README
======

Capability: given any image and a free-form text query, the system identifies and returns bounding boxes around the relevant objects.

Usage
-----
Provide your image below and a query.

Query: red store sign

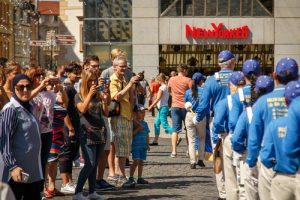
[186,23,250,39]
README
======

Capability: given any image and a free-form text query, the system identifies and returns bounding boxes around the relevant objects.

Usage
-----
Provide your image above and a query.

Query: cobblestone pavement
[54,112,218,200]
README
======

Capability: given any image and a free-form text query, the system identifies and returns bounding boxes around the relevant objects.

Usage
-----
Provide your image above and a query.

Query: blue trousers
[75,133,105,194]
[154,106,173,136]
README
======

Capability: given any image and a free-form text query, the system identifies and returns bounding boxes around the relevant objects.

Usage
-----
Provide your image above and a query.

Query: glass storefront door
[159,44,274,76]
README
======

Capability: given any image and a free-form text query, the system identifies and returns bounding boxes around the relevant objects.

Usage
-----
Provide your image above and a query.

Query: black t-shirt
[65,85,80,127]
[74,94,105,130]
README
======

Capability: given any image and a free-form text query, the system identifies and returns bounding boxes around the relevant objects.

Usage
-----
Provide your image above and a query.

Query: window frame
[160,0,273,18]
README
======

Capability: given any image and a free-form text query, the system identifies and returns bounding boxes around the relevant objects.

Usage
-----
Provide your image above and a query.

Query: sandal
[44,188,54,198]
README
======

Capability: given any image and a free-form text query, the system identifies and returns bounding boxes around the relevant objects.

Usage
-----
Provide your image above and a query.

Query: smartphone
[98,78,110,92]
[21,172,29,183]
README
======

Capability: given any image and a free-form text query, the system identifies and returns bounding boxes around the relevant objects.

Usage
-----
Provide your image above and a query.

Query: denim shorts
[171,107,187,133]
[132,148,147,160]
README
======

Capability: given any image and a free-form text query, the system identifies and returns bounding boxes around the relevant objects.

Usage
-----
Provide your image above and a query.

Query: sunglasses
[90,64,99,68]
[15,84,32,91]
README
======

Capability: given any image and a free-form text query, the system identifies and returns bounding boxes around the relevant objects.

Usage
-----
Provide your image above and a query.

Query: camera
[98,77,110,92]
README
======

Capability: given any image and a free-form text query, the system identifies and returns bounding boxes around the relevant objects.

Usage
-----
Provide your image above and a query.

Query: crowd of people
[0,48,299,200]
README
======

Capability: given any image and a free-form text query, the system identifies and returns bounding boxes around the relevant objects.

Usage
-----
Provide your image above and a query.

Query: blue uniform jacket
[228,84,251,133]
[246,86,287,167]
[195,69,232,121]
[260,117,299,174]
[212,98,229,144]
[285,96,300,162]
[184,87,207,113]
[231,111,249,154]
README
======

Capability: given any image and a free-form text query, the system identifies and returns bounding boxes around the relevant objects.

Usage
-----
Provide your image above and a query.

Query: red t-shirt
[151,82,161,94]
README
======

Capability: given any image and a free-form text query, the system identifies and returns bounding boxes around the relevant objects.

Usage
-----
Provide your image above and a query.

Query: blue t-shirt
[132,120,150,149]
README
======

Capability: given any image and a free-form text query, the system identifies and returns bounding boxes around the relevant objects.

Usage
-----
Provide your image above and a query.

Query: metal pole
[50,43,53,70]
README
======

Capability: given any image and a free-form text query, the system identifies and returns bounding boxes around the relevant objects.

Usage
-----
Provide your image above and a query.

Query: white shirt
[157,84,169,109]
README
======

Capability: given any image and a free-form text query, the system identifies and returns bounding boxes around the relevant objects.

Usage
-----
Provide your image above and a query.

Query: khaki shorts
[103,117,111,151]
[110,116,133,157]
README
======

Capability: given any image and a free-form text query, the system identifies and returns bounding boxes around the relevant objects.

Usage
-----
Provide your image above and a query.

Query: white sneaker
[61,182,76,194]
[88,192,104,200]
[73,192,86,200]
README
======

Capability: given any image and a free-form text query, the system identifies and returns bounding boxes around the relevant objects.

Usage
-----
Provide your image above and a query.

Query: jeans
[171,107,187,133]
[75,133,105,194]
[154,106,173,135]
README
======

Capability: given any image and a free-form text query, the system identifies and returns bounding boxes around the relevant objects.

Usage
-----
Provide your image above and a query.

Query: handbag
[213,138,223,174]
[108,100,121,117]
[83,125,106,145]
[108,81,123,117]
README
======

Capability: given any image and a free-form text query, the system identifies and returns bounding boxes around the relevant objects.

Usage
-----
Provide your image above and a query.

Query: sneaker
[95,179,115,191]
[176,137,182,146]
[61,183,76,194]
[88,192,104,200]
[122,177,136,188]
[73,192,86,200]
[149,141,158,146]
[107,175,118,182]
[118,175,128,186]
[137,178,149,184]
[73,159,84,168]
[197,160,206,167]
[190,163,196,169]
[170,152,177,158]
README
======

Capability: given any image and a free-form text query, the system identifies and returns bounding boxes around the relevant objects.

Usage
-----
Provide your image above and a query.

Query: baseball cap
[276,57,298,79]
[229,71,245,86]
[284,80,300,104]
[218,50,235,63]
[242,59,261,78]
[255,75,274,94]
[134,104,146,112]
[192,72,206,83]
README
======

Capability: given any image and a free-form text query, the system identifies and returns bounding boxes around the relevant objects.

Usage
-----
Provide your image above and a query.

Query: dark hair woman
[0,74,43,199]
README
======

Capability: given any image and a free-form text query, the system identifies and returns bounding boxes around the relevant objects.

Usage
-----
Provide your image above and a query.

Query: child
[125,104,150,187]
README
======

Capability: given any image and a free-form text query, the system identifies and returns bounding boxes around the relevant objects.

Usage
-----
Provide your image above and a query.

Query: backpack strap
[238,88,245,102]
[227,95,233,111]
[215,72,220,82]
[246,107,253,123]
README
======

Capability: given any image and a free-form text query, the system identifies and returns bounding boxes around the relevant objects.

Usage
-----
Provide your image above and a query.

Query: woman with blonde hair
[148,73,173,145]
[3,61,22,98]
[73,70,110,200]
[0,68,9,110]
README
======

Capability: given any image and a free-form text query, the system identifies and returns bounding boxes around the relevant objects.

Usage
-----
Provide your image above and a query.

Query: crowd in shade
[0,48,299,200]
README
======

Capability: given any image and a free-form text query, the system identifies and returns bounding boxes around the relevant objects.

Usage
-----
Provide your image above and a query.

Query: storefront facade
[84,0,300,79]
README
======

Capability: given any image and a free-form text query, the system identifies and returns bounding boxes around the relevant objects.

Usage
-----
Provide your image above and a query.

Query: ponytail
[191,81,198,99]
[249,73,258,106]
